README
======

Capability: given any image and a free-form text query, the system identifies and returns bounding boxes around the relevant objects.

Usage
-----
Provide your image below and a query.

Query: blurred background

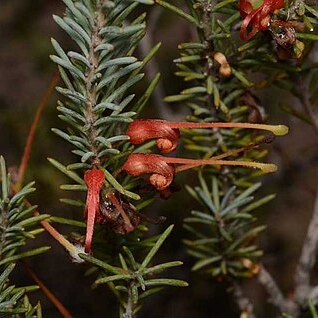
[1,0,318,317]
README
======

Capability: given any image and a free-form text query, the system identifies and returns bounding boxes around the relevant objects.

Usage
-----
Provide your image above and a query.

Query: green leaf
[143,261,183,275]
[156,0,200,27]
[0,156,8,201]
[48,158,85,185]
[102,169,140,200]
[0,247,51,266]
[192,256,222,271]
[139,225,174,271]
[50,216,86,228]
[95,274,131,285]
[79,254,124,275]
[144,279,188,287]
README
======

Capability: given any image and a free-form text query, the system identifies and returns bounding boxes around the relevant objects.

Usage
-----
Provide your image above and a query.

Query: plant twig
[295,191,318,306]
[12,182,84,263]
[258,264,298,315]
[124,282,135,318]
[233,282,256,318]
[83,1,106,167]
[17,70,59,191]
[22,261,73,318]
[298,80,318,136]
[308,286,318,306]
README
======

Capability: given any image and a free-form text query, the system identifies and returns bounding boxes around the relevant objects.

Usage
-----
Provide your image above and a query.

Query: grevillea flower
[83,169,105,253]
[122,154,176,190]
[122,153,277,191]
[126,120,180,153]
[84,170,138,252]
[240,0,285,40]
[126,119,288,153]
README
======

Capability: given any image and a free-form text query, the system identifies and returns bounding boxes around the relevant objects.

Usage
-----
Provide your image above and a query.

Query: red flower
[240,0,285,40]
[126,120,180,153]
[126,119,288,153]
[122,153,277,191]
[83,169,105,253]
[122,154,176,190]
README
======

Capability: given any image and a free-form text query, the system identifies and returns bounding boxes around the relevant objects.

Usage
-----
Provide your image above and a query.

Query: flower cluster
[83,119,288,252]
[123,119,288,190]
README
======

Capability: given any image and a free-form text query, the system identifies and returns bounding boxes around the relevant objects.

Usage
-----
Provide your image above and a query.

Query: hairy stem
[124,282,135,318]
[85,1,106,166]
[258,264,298,315]
[295,191,318,306]
[233,282,256,318]
[299,81,318,136]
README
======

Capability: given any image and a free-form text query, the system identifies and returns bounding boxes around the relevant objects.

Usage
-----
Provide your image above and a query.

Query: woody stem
[124,282,135,318]
[39,216,80,256]
[84,1,107,166]
[23,261,73,318]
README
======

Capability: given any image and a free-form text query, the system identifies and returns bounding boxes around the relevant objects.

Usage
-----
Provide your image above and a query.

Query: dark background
[1,1,318,317]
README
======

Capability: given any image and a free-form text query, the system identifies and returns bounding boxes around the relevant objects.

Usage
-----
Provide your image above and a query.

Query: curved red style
[240,0,285,40]
[84,169,105,253]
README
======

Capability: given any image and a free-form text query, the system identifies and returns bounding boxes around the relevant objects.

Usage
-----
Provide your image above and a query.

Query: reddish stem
[23,262,73,318]
[17,70,59,191]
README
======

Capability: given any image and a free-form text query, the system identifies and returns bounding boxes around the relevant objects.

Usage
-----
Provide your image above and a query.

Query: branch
[258,265,299,315]
[308,286,318,306]
[233,282,256,318]
[123,282,135,318]
[23,262,73,318]
[299,84,318,136]
[295,191,318,306]
[84,2,106,166]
